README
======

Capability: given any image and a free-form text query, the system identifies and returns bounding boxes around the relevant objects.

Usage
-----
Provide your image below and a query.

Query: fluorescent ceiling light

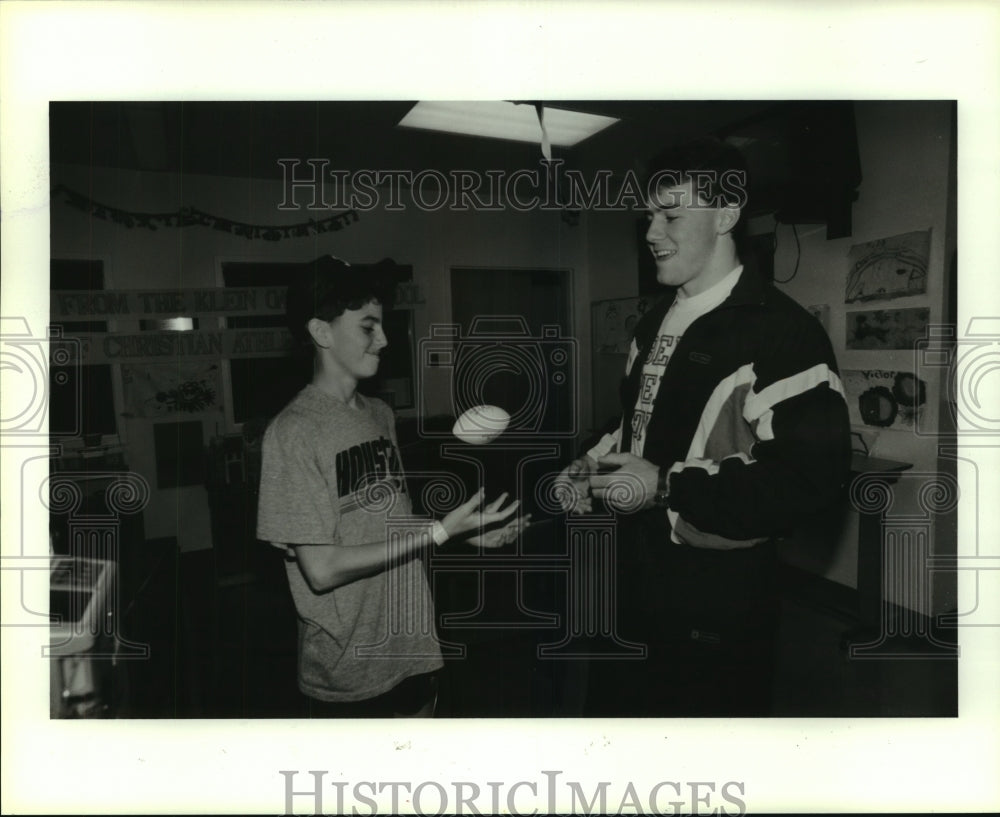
[397,101,618,148]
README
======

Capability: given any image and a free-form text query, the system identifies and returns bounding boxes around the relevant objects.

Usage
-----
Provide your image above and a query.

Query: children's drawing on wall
[845,306,931,350]
[122,361,223,418]
[842,369,927,429]
[597,302,623,353]
[845,229,930,303]
[593,296,651,354]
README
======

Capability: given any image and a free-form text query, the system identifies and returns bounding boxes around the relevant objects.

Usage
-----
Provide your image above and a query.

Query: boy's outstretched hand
[464,511,533,548]
[440,488,523,542]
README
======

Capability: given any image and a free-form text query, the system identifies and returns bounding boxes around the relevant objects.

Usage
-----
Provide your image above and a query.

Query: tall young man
[559,139,852,716]
[258,256,523,717]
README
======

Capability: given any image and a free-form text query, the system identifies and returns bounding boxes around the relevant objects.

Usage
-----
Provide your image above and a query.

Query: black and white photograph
[42,97,960,722]
[2,3,999,815]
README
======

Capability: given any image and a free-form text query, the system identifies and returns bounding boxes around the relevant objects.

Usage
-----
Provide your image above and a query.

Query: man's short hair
[286,255,399,347]
[644,136,751,243]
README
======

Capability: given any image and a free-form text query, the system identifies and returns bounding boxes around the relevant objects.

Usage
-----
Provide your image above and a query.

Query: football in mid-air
[452,405,511,445]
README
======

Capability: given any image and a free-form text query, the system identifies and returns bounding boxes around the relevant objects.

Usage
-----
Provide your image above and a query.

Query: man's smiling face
[645,179,730,297]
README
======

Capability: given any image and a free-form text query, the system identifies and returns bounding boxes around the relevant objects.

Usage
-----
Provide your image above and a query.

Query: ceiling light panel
[397,101,618,147]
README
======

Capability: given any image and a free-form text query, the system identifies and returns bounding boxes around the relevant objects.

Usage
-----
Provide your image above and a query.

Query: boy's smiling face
[315,299,388,384]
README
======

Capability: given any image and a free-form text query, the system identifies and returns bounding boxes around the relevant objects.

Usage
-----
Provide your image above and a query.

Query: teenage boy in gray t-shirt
[257,255,523,717]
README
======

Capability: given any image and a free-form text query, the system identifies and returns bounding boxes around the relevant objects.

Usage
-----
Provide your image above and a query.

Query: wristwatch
[653,467,671,508]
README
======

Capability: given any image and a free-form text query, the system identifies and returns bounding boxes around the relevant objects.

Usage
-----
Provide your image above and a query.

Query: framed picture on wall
[845,229,931,303]
[592,296,653,356]
[845,306,930,350]
[590,296,654,434]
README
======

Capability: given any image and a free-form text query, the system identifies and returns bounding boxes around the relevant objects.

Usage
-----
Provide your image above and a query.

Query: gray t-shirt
[257,384,443,701]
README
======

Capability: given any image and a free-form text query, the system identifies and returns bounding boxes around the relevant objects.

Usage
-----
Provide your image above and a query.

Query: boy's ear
[306,317,330,348]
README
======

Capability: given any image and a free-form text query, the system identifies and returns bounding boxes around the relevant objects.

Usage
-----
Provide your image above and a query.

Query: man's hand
[554,455,597,515]
[589,453,659,513]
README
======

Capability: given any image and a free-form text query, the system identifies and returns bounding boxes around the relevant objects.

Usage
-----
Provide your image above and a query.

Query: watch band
[431,520,450,545]
[654,467,670,507]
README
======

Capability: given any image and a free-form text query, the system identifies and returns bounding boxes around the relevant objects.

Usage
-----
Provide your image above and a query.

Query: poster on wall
[845,306,931,350]
[592,296,654,355]
[121,361,224,418]
[845,229,930,303]
[841,368,928,429]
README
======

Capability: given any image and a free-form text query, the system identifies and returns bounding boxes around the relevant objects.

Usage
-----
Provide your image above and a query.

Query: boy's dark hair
[286,255,399,348]
[644,136,750,247]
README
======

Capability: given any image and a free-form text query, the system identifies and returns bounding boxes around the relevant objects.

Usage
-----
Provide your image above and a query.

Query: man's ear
[717,204,741,236]
[306,317,330,348]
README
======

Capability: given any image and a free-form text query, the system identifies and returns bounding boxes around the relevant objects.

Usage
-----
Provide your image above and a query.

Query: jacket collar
[634,265,769,351]
[725,263,770,308]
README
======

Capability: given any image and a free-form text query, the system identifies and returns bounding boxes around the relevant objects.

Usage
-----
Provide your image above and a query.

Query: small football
[452,405,511,445]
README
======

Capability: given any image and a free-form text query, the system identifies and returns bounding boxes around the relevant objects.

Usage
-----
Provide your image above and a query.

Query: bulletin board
[839,228,936,435]
[590,295,655,433]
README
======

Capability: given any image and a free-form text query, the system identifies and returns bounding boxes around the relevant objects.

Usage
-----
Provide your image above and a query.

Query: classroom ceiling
[49,100,781,182]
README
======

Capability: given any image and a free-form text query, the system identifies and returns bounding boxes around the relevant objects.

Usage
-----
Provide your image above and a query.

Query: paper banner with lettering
[50,328,296,365]
[52,184,360,241]
[51,284,423,319]
[52,288,287,318]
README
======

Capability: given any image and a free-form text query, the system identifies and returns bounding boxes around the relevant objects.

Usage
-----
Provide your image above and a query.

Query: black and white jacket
[618,267,852,550]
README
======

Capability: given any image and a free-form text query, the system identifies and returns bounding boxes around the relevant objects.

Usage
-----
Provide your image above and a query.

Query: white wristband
[431,520,449,546]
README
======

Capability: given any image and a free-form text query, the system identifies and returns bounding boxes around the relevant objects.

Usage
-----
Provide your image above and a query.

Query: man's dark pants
[584,513,780,717]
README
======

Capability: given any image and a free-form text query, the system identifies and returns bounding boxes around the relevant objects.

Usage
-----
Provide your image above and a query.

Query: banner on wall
[52,184,360,241]
[54,288,288,318]
[51,328,296,365]
[51,284,424,320]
